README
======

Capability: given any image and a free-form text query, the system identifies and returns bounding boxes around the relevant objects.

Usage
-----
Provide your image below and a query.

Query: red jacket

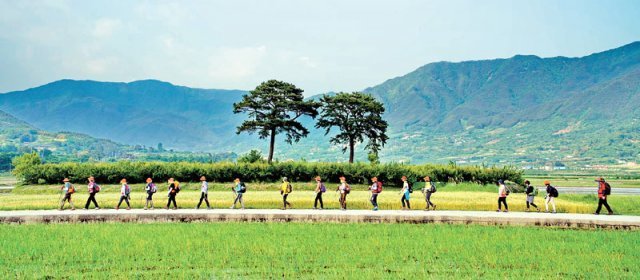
[597,182,607,199]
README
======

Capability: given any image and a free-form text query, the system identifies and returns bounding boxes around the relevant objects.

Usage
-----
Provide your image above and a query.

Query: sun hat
[146,178,153,183]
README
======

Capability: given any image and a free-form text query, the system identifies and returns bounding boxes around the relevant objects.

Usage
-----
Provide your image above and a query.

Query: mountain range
[1,41,639,166]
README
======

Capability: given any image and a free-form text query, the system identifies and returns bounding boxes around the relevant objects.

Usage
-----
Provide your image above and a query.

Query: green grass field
[527,175,640,188]
[2,182,639,215]
[0,223,637,279]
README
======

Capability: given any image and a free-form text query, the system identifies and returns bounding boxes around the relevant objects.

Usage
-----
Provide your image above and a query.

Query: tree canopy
[233,80,319,163]
[316,92,388,163]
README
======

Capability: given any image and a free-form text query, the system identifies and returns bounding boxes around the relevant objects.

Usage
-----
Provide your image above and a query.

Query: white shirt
[201,181,208,193]
[401,181,409,194]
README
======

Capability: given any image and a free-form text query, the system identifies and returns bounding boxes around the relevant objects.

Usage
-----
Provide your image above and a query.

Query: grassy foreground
[2,183,639,215]
[0,223,637,279]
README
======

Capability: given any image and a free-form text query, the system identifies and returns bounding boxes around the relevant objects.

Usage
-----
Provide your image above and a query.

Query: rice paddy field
[2,182,639,215]
[0,222,637,279]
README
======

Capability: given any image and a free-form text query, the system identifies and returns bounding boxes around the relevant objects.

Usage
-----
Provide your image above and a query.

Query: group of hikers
[496,177,614,215]
[57,175,614,215]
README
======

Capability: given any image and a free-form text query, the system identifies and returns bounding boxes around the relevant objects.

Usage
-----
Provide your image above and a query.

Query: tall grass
[0,223,637,279]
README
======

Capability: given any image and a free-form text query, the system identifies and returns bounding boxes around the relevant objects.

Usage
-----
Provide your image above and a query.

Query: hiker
[313,176,325,210]
[422,176,437,211]
[524,180,540,212]
[165,178,180,210]
[144,178,157,210]
[196,176,210,209]
[59,178,75,210]
[594,177,614,215]
[544,180,557,213]
[280,177,293,210]
[83,176,100,210]
[400,176,411,210]
[230,178,246,209]
[368,176,382,211]
[497,180,508,212]
[116,178,131,210]
[336,176,350,210]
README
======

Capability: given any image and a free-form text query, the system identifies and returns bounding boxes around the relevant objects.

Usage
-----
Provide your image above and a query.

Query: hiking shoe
[594,212,599,215]
[207,207,211,210]
[608,212,614,215]
[150,207,154,210]
[83,208,88,210]
[126,207,131,210]
[536,208,540,212]
[313,207,317,210]
[433,205,437,210]
[172,207,177,210]
[496,210,501,212]
[373,207,378,211]
[504,210,509,213]
[164,207,169,210]
[144,207,148,210]
[95,207,100,210]
[115,207,119,210]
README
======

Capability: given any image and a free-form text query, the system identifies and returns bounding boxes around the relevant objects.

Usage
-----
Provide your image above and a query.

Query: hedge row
[14,160,523,186]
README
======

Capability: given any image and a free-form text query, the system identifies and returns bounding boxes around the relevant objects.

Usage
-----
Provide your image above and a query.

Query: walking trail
[0,209,638,229]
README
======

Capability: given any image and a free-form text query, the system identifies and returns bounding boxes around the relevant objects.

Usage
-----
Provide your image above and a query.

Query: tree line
[233,80,388,164]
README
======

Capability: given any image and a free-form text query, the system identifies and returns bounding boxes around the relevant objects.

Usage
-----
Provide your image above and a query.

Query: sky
[1,0,639,95]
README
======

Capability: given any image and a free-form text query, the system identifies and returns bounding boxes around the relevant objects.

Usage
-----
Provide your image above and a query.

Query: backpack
[549,186,559,198]
[68,185,75,194]
[532,186,538,196]
[93,184,101,193]
[604,183,612,196]
[408,182,414,193]
[376,181,383,193]
[149,183,157,193]
[429,182,437,193]
[345,184,351,194]
[320,183,326,193]
[174,182,181,194]
[286,183,293,193]
[124,184,131,196]
[239,182,247,193]
[504,185,510,196]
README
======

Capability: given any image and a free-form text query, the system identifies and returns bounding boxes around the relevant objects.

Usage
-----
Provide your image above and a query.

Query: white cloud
[208,46,268,81]
[92,18,122,39]
[299,56,318,68]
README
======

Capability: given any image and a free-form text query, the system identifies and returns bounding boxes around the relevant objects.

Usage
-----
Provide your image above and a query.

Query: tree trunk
[348,138,355,164]
[268,128,276,164]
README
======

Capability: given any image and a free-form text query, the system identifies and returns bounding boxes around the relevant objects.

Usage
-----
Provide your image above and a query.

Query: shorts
[526,195,535,203]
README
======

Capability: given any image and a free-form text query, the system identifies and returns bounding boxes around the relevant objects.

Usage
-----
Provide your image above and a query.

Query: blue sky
[1,0,639,95]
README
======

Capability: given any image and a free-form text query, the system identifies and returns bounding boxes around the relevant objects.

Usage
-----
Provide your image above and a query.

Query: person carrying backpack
[196,176,210,210]
[544,180,557,213]
[144,177,157,210]
[59,178,76,211]
[594,177,614,215]
[280,177,293,210]
[115,178,131,210]
[336,176,350,210]
[524,180,539,212]
[422,176,437,211]
[83,176,100,210]
[165,178,179,210]
[230,178,245,210]
[400,176,411,210]
[368,176,382,211]
[496,180,508,212]
[313,176,325,210]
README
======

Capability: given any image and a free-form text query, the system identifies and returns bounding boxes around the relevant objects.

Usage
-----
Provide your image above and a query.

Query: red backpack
[376,181,383,193]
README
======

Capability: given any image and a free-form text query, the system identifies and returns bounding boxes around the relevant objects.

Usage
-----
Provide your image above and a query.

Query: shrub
[14,156,523,186]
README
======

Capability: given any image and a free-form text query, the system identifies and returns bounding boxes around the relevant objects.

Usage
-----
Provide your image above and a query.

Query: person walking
[280,177,293,210]
[524,180,540,212]
[496,180,508,212]
[336,176,350,210]
[544,180,557,213]
[116,178,131,210]
[196,176,211,210]
[165,178,180,210]
[144,178,157,210]
[594,177,614,215]
[83,176,100,210]
[400,176,411,210]
[59,178,76,210]
[230,178,246,210]
[313,176,325,210]
[422,176,437,211]
[368,177,382,211]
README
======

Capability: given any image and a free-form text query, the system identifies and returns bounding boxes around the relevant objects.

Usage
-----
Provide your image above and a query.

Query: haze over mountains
[1,42,639,166]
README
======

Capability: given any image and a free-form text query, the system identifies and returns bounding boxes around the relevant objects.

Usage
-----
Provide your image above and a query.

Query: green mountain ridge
[1,42,640,166]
